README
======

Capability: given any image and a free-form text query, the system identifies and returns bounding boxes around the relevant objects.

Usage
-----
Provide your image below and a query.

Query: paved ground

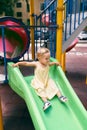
[0,42,87,130]
[66,43,87,109]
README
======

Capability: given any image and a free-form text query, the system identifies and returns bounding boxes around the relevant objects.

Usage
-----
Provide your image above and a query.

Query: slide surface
[7,58,87,130]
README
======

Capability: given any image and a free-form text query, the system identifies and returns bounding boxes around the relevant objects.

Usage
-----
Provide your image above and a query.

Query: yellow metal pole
[61,3,66,71]
[56,0,64,63]
[0,97,3,130]
[29,0,35,59]
[86,76,87,85]
[61,52,66,72]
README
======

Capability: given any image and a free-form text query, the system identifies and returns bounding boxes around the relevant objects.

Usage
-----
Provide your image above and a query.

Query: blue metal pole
[2,26,8,83]
[82,0,85,19]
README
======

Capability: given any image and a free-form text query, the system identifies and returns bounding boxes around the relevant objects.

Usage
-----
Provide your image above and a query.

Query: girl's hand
[55,62,61,66]
[12,63,19,67]
[49,62,61,66]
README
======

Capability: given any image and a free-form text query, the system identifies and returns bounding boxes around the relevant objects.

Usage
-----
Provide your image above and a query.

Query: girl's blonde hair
[37,47,50,59]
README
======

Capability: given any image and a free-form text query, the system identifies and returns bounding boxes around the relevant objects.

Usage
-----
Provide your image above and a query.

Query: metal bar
[30,0,35,59]
[2,27,8,83]
[0,97,3,130]
[56,0,63,63]
[82,0,85,19]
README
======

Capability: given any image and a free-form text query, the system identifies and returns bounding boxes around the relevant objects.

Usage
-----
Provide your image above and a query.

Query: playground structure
[0,17,29,61]
[0,0,87,130]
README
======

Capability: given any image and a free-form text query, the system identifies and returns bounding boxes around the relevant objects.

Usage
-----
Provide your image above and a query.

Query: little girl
[13,47,68,110]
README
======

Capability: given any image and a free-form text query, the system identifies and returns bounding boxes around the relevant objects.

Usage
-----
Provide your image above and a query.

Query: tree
[0,0,18,16]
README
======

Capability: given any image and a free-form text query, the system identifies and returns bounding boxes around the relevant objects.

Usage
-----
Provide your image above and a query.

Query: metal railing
[35,0,87,52]
[64,0,87,41]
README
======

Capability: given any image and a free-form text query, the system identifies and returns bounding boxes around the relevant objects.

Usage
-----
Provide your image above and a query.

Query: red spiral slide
[0,16,29,61]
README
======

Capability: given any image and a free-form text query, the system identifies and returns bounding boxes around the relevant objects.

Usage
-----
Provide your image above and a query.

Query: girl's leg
[56,90,62,98]
[41,97,51,110]
[41,97,48,103]
[56,90,68,102]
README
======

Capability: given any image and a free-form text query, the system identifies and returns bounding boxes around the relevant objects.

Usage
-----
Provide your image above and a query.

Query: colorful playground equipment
[36,0,87,69]
[0,16,30,83]
[0,0,87,129]
[7,58,87,130]
[0,16,29,61]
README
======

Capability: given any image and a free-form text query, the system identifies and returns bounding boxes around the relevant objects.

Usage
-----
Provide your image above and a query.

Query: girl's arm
[12,61,37,67]
[49,61,60,66]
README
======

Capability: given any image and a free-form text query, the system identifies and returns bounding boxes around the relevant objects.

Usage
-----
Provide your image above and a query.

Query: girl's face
[39,52,50,66]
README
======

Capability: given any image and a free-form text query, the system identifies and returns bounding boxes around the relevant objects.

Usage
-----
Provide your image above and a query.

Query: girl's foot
[43,101,51,110]
[59,96,68,102]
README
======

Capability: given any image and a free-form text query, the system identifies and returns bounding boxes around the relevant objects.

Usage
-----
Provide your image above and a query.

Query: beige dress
[31,65,59,100]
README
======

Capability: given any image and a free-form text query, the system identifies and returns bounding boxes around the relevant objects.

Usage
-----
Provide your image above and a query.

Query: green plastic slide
[7,58,87,130]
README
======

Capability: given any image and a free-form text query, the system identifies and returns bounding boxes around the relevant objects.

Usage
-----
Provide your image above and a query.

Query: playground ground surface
[0,41,87,130]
